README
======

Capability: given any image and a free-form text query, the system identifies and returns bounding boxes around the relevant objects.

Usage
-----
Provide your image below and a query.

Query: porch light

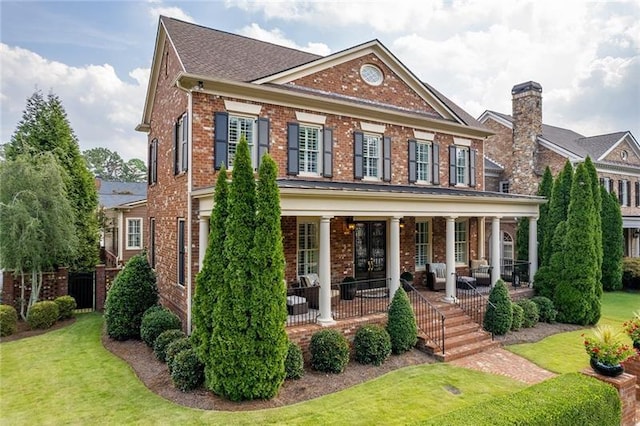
[399,218,405,229]
[346,217,356,232]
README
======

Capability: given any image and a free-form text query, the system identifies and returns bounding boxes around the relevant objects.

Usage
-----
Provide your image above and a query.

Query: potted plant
[582,325,635,377]
[340,276,357,300]
[623,311,640,352]
[400,271,414,292]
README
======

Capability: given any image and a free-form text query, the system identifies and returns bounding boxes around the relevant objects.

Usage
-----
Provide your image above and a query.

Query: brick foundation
[582,367,637,426]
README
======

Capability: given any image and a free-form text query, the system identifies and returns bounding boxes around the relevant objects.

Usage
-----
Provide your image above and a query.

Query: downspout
[117,209,124,265]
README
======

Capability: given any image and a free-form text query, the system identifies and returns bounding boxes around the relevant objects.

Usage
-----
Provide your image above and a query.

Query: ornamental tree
[601,188,623,291]
[536,167,553,267]
[584,156,603,293]
[543,161,573,267]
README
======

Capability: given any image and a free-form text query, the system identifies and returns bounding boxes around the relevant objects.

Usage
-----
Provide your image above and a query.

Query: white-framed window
[177,219,186,287]
[126,218,142,250]
[360,64,384,86]
[228,114,256,168]
[415,220,431,270]
[416,141,431,183]
[455,146,469,185]
[601,177,611,192]
[175,113,188,174]
[299,124,322,175]
[620,179,630,206]
[297,221,319,277]
[363,134,382,179]
[499,180,510,193]
[454,220,468,264]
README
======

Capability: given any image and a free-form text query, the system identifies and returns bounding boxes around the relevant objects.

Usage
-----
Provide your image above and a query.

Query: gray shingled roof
[484,156,504,172]
[161,16,320,82]
[422,81,485,128]
[575,132,628,159]
[98,180,147,209]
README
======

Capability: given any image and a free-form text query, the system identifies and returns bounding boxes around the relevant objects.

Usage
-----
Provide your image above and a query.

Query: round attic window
[621,150,628,161]
[360,64,383,86]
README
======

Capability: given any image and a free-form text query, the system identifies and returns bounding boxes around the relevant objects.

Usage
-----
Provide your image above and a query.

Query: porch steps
[416,303,499,362]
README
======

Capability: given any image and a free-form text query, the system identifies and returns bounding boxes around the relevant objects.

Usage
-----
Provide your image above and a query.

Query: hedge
[27,301,59,330]
[419,373,620,425]
[0,305,18,337]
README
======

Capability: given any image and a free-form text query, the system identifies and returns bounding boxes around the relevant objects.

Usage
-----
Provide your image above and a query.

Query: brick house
[136,16,543,332]
[479,81,640,260]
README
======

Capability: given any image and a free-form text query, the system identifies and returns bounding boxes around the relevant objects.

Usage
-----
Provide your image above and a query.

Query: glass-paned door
[354,221,386,289]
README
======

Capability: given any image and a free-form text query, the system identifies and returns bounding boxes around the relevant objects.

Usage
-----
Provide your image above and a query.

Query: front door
[354,221,386,288]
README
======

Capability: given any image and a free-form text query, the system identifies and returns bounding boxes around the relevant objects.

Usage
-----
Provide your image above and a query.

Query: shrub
[309,329,349,374]
[140,306,182,347]
[516,299,539,328]
[166,337,193,373]
[511,303,524,332]
[284,341,304,380]
[622,257,640,290]
[531,296,557,323]
[386,288,418,354]
[354,325,392,366]
[54,295,76,320]
[483,280,512,335]
[533,266,555,299]
[104,253,158,341]
[170,347,204,392]
[154,329,186,362]
[0,305,18,337]
[27,301,59,330]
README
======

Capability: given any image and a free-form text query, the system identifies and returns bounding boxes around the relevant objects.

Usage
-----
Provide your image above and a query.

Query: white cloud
[148,5,195,23]
[0,44,149,161]
[237,23,331,56]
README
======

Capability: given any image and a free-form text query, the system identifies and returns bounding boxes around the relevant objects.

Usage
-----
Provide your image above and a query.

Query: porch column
[389,217,401,296]
[528,217,538,285]
[478,217,486,260]
[491,217,501,287]
[318,216,335,325]
[198,215,209,271]
[444,216,457,303]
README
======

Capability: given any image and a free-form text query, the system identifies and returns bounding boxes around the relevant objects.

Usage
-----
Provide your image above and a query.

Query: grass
[1,313,524,425]
[506,291,639,374]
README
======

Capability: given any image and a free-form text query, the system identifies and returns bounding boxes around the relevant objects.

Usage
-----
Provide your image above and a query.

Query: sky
[1,0,639,161]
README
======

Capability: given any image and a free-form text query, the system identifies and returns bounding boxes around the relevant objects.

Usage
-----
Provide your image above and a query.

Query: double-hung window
[299,125,322,175]
[456,146,469,185]
[449,143,476,187]
[148,138,158,185]
[297,221,319,277]
[454,220,468,264]
[619,179,630,206]
[174,113,188,174]
[126,218,142,250]
[228,115,256,168]
[416,142,431,183]
[363,134,382,179]
[415,220,431,270]
[177,219,186,286]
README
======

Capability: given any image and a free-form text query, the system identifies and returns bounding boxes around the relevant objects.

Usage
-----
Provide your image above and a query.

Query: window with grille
[299,125,321,174]
[416,142,431,182]
[455,220,467,264]
[126,218,142,250]
[415,221,431,269]
[297,222,319,277]
[228,115,255,168]
[363,134,381,178]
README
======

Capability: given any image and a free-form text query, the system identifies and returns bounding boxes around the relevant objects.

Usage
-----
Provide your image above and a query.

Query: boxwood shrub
[166,337,193,373]
[27,301,59,330]
[420,373,620,426]
[309,329,350,374]
[516,298,540,328]
[140,306,182,347]
[284,340,304,380]
[0,304,18,337]
[511,303,524,332]
[170,347,204,392]
[54,295,76,320]
[483,280,512,335]
[154,329,186,362]
[531,296,557,323]
[386,287,418,354]
[354,325,392,366]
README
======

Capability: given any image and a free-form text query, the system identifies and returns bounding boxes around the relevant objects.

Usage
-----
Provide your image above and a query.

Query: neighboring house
[136,16,543,331]
[479,81,640,260]
[96,178,147,267]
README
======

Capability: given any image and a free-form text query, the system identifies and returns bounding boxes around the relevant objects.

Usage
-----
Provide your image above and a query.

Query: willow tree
[0,154,77,319]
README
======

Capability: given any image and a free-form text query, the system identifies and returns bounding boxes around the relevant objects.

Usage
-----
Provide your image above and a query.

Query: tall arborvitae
[246,154,288,399]
[543,161,573,266]
[584,156,603,295]
[553,164,600,325]
[516,217,529,263]
[537,167,553,267]
[192,166,228,388]
[601,188,624,291]
[210,137,256,401]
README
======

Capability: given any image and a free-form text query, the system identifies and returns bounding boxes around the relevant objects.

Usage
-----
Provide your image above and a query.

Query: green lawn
[1,313,524,425]
[506,291,639,374]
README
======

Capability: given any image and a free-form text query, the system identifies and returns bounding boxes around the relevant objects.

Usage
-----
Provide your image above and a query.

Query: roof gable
[98,180,147,209]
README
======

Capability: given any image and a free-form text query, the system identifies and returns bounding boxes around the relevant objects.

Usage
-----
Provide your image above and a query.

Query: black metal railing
[334,277,391,320]
[499,259,530,286]
[404,279,446,355]
[455,276,495,341]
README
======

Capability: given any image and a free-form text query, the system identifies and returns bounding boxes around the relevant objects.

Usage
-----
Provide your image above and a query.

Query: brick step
[437,339,501,362]
[445,322,482,338]
[443,330,492,349]
[417,314,472,330]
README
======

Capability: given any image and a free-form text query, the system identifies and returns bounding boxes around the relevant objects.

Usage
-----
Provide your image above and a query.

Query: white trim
[295,111,326,125]
[360,122,386,133]
[125,217,143,250]
[414,130,435,140]
[224,100,262,115]
[453,137,471,147]
[477,111,513,129]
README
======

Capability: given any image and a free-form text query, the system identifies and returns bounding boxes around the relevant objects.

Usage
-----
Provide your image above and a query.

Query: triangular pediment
[600,133,640,165]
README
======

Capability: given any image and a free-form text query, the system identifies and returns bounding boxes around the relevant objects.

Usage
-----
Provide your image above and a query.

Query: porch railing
[499,259,530,286]
[455,275,495,341]
[333,277,391,320]
[404,279,446,355]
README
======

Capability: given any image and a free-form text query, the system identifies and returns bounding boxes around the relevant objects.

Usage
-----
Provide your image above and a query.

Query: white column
[528,217,538,285]
[478,217,486,260]
[491,217,501,287]
[198,216,209,272]
[444,216,457,303]
[389,217,401,297]
[317,216,335,325]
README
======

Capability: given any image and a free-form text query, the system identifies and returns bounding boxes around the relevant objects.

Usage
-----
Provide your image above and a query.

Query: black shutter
[257,117,270,168]
[149,218,156,269]
[173,121,179,175]
[323,127,333,178]
[469,148,477,187]
[619,180,623,204]
[147,140,153,184]
[408,139,417,183]
[627,180,632,206]
[287,122,299,176]
[599,177,604,187]
[354,132,364,180]
[383,136,391,182]
[432,143,440,185]
[609,179,614,193]
[178,220,185,286]
[449,145,456,186]
[181,114,188,172]
[151,139,157,184]
[636,182,640,207]
[214,112,228,170]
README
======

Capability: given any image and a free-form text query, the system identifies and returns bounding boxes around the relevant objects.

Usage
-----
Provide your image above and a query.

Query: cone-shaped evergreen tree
[543,161,573,266]
[192,166,228,388]
[210,137,256,401]
[584,157,603,295]
[553,164,600,325]
[483,280,513,335]
[516,217,529,263]
[386,288,418,354]
[601,188,624,291]
[537,167,553,267]
[245,154,288,399]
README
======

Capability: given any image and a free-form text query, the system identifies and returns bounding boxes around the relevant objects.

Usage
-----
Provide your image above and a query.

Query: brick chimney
[511,81,542,195]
